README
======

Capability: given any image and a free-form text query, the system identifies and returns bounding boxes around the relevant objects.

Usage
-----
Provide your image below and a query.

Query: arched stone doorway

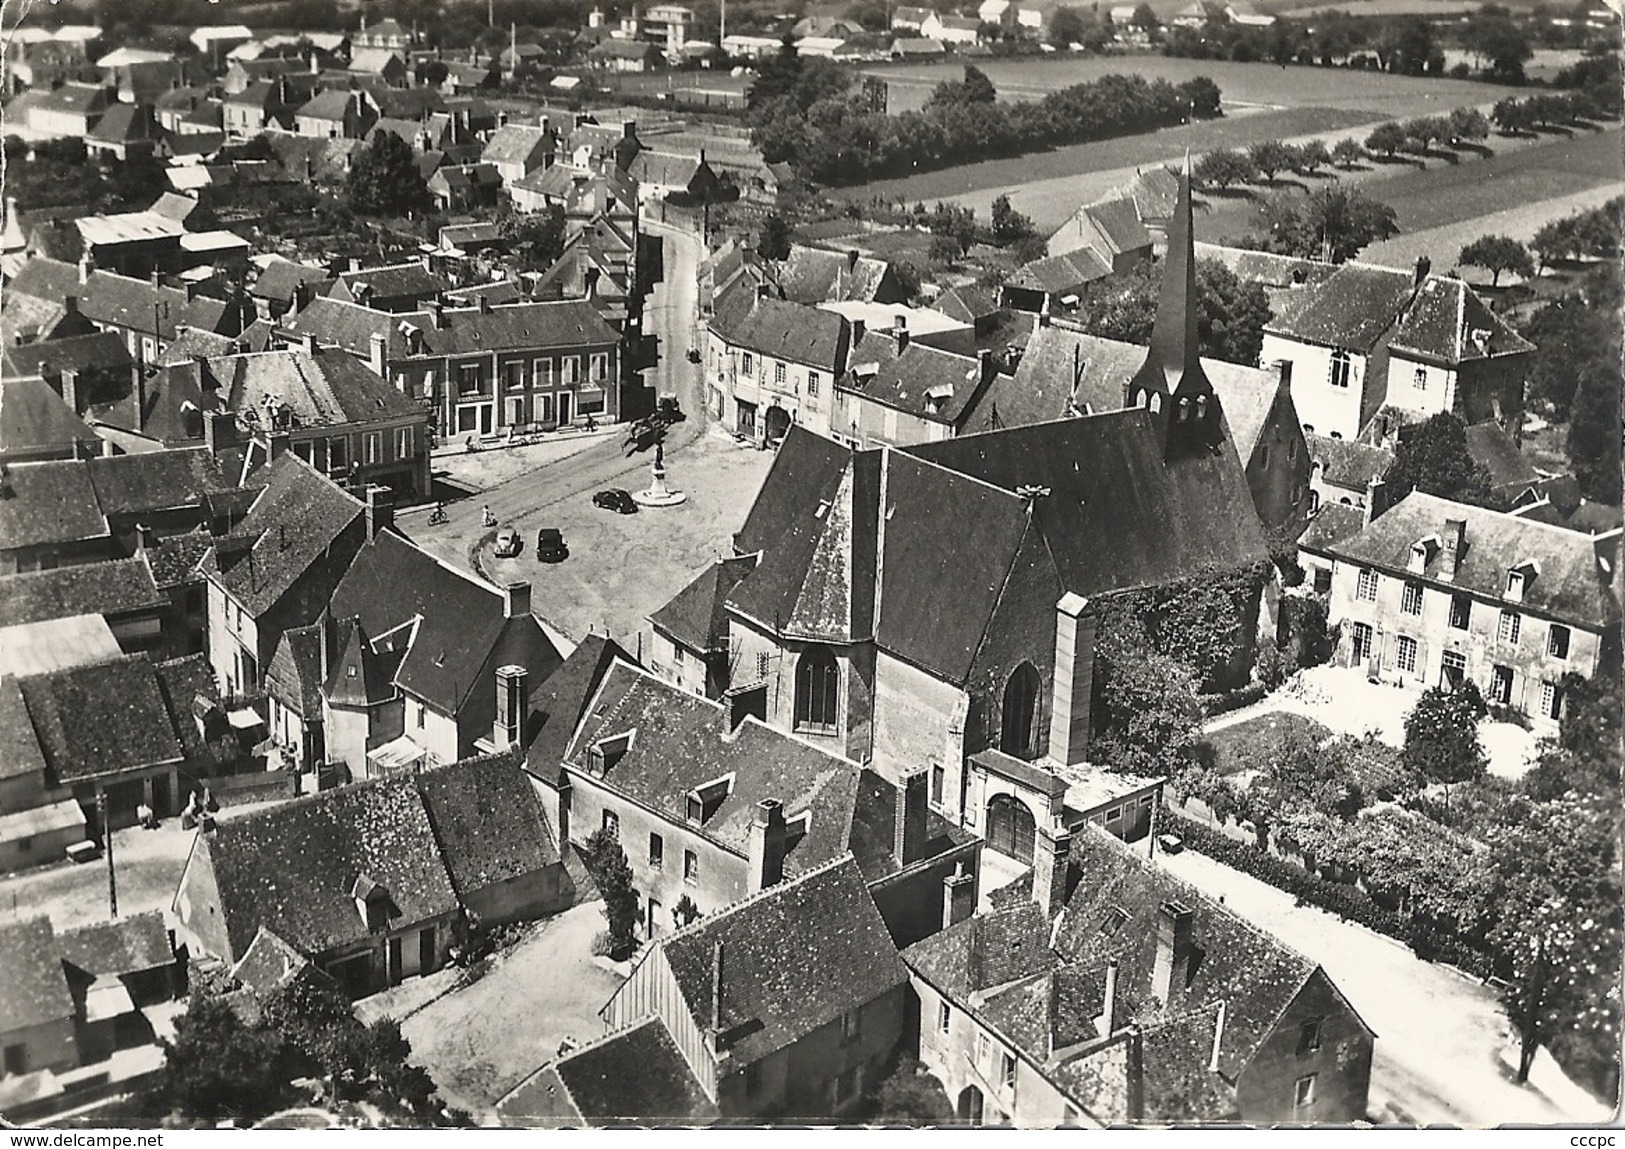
[957,1085,984,1125]
[764,404,791,442]
[986,793,1037,865]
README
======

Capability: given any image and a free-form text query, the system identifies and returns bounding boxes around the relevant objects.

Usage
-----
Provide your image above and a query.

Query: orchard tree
[1255,182,1399,263]
[345,131,430,216]
[1131,2,1160,32]
[1401,682,1489,795]
[1330,138,1366,168]
[1458,234,1534,286]
[1446,105,1490,144]
[1247,139,1298,183]
[1382,411,1493,504]
[1364,121,1407,158]
[1193,147,1257,191]
[990,193,1037,245]
[582,827,640,958]
[1492,96,1534,134]
[1294,139,1332,175]
[1566,364,1624,504]
[1520,296,1614,418]
[1179,75,1222,118]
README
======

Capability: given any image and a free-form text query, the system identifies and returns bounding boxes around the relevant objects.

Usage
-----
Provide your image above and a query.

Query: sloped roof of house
[203,452,365,618]
[521,634,632,775]
[0,557,163,628]
[264,622,326,717]
[498,1015,717,1125]
[198,771,458,957]
[333,261,448,303]
[0,457,109,551]
[416,750,561,903]
[203,348,422,428]
[297,88,370,121]
[935,284,1002,326]
[1264,263,1416,351]
[5,259,245,341]
[846,767,977,884]
[843,330,996,427]
[57,911,171,978]
[285,297,619,361]
[2,332,132,383]
[17,655,185,784]
[34,81,108,114]
[1307,432,1392,491]
[333,531,561,707]
[250,258,332,305]
[778,244,893,305]
[1194,241,1336,291]
[710,296,850,373]
[648,554,759,653]
[1328,490,1620,627]
[589,38,660,59]
[657,856,907,1066]
[733,425,852,555]
[0,675,48,782]
[566,663,860,877]
[481,124,554,167]
[1388,275,1535,366]
[348,46,403,73]
[87,446,233,519]
[1006,245,1112,294]
[0,376,100,456]
[0,917,74,1032]
[1464,420,1540,490]
[86,102,160,145]
[1082,196,1153,255]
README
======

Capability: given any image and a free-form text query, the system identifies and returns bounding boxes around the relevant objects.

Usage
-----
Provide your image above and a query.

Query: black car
[536,528,569,562]
[593,489,638,514]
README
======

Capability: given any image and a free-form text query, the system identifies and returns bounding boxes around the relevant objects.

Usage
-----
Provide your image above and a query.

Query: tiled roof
[230,926,321,997]
[733,423,851,555]
[1194,242,1336,291]
[1299,502,1371,555]
[250,258,332,304]
[0,676,48,782]
[141,531,211,593]
[417,750,561,906]
[0,917,73,1032]
[1208,362,1283,462]
[1007,245,1113,294]
[86,102,159,144]
[328,531,564,717]
[508,1016,717,1124]
[1264,263,1415,351]
[566,664,860,878]
[846,767,977,884]
[844,331,996,427]
[332,261,448,304]
[0,376,100,456]
[285,297,620,361]
[204,452,365,618]
[1464,421,1539,490]
[1325,490,1620,629]
[5,259,248,341]
[1387,276,1535,366]
[264,622,325,717]
[936,284,1001,326]
[1307,433,1392,491]
[0,557,163,628]
[648,554,758,652]
[153,653,225,766]
[18,655,185,784]
[2,331,133,382]
[0,458,109,551]
[710,296,850,373]
[481,124,554,167]
[87,446,233,518]
[1084,196,1153,255]
[658,856,907,1066]
[57,911,172,978]
[778,244,894,305]
[204,349,422,428]
[521,634,634,775]
[200,771,458,957]
[34,82,106,114]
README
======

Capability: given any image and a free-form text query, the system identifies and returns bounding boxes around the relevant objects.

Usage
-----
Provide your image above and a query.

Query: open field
[1364,183,1623,273]
[863,55,1518,116]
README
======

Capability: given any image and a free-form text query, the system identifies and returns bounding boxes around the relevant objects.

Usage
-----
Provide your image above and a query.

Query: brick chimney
[368,331,387,377]
[1364,477,1387,525]
[502,580,532,618]
[267,430,291,460]
[203,409,237,454]
[428,296,446,329]
[59,367,79,415]
[364,484,393,538]
[895,769,929,868]
[1047,593,1096,768]
[711,941,725,1032]
[477,293,492,315]
[493,663,528,749]
[892,313,908,353]
[1152,901,1194,1004]
[1032,826,1072,919]
[1096,959,1119,1035]
[746,798,787,893]
[941,861,975,931]
[1440,517,1467,581]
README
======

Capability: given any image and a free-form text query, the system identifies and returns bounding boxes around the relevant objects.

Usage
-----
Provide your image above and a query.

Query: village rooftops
[710,296,851,374]
[57,912,172,980]
[0,917,73,1034]
[1,331,133,383]
[777,244,894,305]
[1307,433,1393,491]
[0,458,110,551]
[0,377,100,458]
[331,261,449,304]
[648,554,759,653]
[15,655,186,784]
[87,446,235,518]
[521,634,635,773]
[200,348,424,429]
[0,676,47,782]
[249,259,332,306]
[282,296,620,361]
[842,329,994,426]
[1323,490,1621,629]
[0,557,164,628]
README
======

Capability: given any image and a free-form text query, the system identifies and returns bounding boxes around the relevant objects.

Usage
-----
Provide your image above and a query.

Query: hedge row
[1162,808,1497,980]
[1198,681,1268,718]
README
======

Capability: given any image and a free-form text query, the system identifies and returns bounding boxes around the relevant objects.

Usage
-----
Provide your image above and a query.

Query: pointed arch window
[1196,394,1208,421]
[794,646,839,733]
[1178,397,1191,422]
[1149,393,1163,414]
[1000,662,1042,759]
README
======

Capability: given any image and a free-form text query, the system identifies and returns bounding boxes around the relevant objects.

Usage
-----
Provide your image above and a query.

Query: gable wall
[1234,967,1372,1123]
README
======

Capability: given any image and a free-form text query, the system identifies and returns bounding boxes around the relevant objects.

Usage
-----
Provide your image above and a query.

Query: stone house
[1316,490,1620,728]
[0,917,78,1079]
[294,87,380,139]
[704,288,853,444]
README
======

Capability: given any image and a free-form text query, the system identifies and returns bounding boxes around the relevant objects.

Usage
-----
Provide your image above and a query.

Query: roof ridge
[659,851,861,946]
[1404,490,1609,546]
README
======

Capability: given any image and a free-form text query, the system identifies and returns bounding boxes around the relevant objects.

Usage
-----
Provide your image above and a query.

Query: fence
[206,770,298,808]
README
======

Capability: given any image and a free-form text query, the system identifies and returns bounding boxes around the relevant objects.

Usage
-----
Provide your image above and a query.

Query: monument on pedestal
[633,440,687,507]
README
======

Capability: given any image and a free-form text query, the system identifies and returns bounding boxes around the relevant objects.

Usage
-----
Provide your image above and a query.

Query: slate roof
[1387,276,1535,367]
[1464,421,1539,490]
[567,664,860,877]
[86,101,159,144]
[5,259,246,341]
[709,296,850,373]
[649,554,759,653]
[347,47,404,74]
[1208,362,1282,462]
[1077,196,1153,256]
[507,1016,717,1124]
[657,856,907,1066]
[264,622,325,717]
[0,675,48,782]
[203,452,365,618]
[846,768,977,884]
[327,531,564,717]
[17,655,185,784]
[250,258,332,305]
[203,349,422,428]
[230,927,320,997]
[332,262,448,304]
[843,332,995,427]
[0,377,100,457]
[0,458,110,551]
[1,331,133,383]
[936,284,1002,326]
[522,634,633,774]
[1194,242,1336,291]
[1299,502,1369,555]
[1008,246,1113,295]
[733,423,851,555]
[88,446,233,518]
[198,771,458,957]
[1327,490,1620,628]
[1308,433,1392,491]
[417,750,561,904]
[285,297,620,361]
[778,244,894,305]
[0,917,73,1032]
[0,557,163,627]
[1264,263,1416,351]
[57,912,172,978]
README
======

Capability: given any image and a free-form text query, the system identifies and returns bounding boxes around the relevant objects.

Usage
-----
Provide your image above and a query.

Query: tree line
[748,55,1221,186]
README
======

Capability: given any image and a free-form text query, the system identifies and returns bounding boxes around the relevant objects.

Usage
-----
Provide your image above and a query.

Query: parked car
[1157,833,1184,855]
[593,489,638,514]
[493,527,522,557]
[536,527,569,562]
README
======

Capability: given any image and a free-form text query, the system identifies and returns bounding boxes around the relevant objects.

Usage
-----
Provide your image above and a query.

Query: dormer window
[1505,562,1536,602]
[351,874,390,931]
[685,773,735,825]
[1505,570,1523,600]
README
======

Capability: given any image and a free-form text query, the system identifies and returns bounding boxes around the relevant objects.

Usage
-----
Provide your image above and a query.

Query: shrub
[1198,681,1267,717]
[590,930,614,958]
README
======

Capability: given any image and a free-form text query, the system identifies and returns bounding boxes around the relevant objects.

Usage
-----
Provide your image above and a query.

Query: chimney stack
[60,367,79,415]
[746,798,787,893]
[1413,254,1431,286]
[941,862,976,931]
[1048,593,1096,768]
[1032,826,1072,919]
[711,941,725,1032]
[1152,901,1194,1004]
[1441,517,1467,580]
[267,430,291,460]
[428,297,446,328]
[1098,959,1120,1036]
[203,408,237,454]
[79,253,94,284]
[1364,478,1387,526]
[895,770,929,868]
[502,580,532,618]
[978,346,994,385]
[364,484,393,539]
[1208,999,1227,1073]
[494,663,528,749]
[892,314,908,353]
[477,293,492,315]
[368,331,387,377]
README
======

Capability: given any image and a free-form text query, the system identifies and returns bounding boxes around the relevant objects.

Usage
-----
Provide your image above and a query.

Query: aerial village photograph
[0,0,1618,1132]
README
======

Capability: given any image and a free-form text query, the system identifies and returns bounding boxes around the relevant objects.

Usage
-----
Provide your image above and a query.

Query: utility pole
[489,0,495,28]
[99,790,117,918]
[720,0,726,49]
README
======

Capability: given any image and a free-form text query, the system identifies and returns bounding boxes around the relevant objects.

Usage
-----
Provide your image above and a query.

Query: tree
[1401,682,1488,792]
[1382,412,1494,504]
[990,193,1037,245]
[1247,139,1298,184]
[1466,10,1533,81]
[1520,295,1613,418]
[1179,75,1222,118]
[1254,182,1399,263]
[757,211,793,264]
[1193,148,1257,191]
[1364,121,1408,158]
[1074,257,1270,366]
[1458,234,1534,286]
[158,995,289,1122]
[345,131,430,216]
[1294,139,1332,175]
[1376,16,1439,75]
[1330,138,1366,168]
[1492,96,1534,135]
[871,1058,954,1122]
[962,64,997,103]
[1131,1,1160,31]
[1446,105,1490,145]
[582,827,640,958]
[501,205,566,273]
[1566,363,1623,503]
